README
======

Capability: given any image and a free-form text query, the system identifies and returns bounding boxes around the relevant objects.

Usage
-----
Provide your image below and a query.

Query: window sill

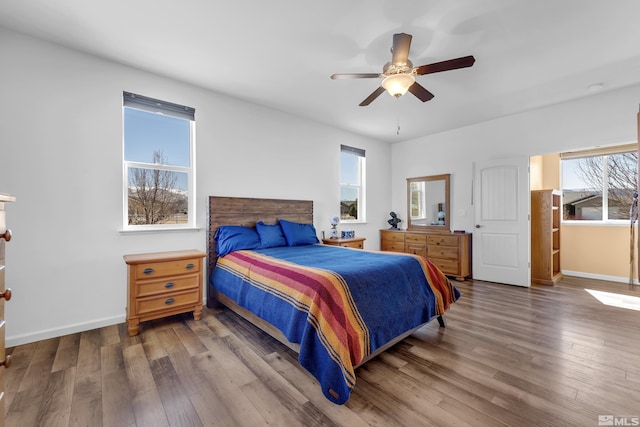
[561,221,634,227]
[119,226,202,235]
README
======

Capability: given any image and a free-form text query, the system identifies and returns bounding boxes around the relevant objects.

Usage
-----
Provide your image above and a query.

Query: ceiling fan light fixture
[382,73,415,97]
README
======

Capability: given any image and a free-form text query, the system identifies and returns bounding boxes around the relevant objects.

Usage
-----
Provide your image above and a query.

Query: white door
[473,157,530,287]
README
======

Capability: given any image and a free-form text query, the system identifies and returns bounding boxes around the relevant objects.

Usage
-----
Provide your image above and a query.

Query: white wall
[0,28,390,346]
[391,85,640,234]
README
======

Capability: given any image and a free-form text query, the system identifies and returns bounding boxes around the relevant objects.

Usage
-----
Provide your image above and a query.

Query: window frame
[339,145,366,223]
[409,181,426,219]
[122,92,196,231]
[560,143,637,225]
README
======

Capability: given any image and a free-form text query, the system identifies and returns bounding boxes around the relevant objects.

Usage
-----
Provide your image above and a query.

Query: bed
[206,196,460,404]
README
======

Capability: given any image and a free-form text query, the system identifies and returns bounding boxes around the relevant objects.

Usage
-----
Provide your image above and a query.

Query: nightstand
[322,237,366,249]
[124,249,206,336]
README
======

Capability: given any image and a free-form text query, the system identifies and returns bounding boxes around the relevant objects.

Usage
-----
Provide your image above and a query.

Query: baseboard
[6,314,126,348]
[561,270,640,285]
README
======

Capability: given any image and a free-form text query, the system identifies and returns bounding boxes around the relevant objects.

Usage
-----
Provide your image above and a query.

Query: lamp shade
[382,73,415,97]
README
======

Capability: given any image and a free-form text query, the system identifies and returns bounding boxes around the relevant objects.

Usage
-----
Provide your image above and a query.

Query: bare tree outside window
[563,152,637,220]
[128,151,188,225]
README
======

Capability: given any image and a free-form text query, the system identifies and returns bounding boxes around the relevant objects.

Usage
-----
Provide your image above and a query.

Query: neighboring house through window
[561,144,637,222]
[123,92,196,229]
[340,145,366,222]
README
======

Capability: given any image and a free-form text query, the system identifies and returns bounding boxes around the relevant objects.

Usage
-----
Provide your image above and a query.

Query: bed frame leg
[437,315,445,328]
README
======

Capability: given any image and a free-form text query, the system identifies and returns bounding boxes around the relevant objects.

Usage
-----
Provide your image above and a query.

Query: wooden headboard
[207,196,314,304]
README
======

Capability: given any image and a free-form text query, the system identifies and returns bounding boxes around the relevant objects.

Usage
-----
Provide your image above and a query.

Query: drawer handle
[165,282,175,289]
[143,268,154,275]
[0,288,11,301]
[0,229,11,242]
[0,354,11,369]
[185,263,195,270]
[165,298,175,305]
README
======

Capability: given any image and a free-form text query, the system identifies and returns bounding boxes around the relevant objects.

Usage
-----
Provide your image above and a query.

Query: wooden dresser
[380,229,471,281]
[124,249,206,336]
[0,193,15,425]
[322,237,366,249]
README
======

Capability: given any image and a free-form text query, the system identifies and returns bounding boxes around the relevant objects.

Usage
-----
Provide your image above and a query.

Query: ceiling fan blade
[331,73,381,80]
[408,82,435,102]
[391,33,412,66]
[359,86,386,106]
[414,55,476,75]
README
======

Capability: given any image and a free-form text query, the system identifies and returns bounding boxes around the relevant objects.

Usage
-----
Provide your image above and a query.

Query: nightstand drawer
[427,235,459,247]
[340,241,364,249]
[428,245,459,260]
[136,274,199,298]
[136,289,200,316]
[322,237,365,250]
[133,259,201,279]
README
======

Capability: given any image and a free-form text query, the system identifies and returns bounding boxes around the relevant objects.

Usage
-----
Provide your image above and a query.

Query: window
[340,145,366,222]
[409,181,425,219]
[561,144,637,222]
[123,92,195,229]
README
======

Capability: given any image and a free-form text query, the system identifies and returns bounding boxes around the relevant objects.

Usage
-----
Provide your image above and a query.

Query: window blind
[341,144,365,157]
[123,91,195,121]
[560,143,637,159]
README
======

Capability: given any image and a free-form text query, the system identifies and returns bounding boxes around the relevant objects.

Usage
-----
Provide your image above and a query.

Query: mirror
[407,174,450,231]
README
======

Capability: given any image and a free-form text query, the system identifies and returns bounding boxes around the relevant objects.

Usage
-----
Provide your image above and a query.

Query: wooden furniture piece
[531,189,562,285]
[380,229,471,281]
[206,196,449,371]
[0,193,15,426]
[406,174,450,232]
[322,237,365,249]
[124,249,206,336]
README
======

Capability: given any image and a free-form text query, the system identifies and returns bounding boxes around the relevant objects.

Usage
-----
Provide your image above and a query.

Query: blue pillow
[279,219,319,246]
[214,225,262,257]
[255,221,288,248]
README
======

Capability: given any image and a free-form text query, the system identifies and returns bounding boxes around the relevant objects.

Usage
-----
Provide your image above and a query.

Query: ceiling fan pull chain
[396,97,401,135]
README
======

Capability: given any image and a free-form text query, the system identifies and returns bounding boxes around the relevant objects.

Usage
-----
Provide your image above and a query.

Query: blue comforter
[210,244,459,404]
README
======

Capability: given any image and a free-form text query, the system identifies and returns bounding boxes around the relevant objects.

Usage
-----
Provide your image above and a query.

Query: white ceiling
[2,0,640,143]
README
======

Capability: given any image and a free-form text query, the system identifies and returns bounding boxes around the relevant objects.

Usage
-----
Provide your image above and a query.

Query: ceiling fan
[330,33,475,106]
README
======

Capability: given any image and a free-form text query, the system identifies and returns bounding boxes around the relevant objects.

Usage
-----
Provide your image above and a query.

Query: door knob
[0,229,11,241]
[475,224,482,228]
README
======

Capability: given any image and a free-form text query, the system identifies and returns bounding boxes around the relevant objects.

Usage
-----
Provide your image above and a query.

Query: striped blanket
[211,245,459,404]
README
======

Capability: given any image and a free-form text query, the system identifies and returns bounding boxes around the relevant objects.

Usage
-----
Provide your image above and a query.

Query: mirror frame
[406,174,451,232]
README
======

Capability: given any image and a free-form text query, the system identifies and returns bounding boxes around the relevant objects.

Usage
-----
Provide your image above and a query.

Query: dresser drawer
[136,289,200,316]
[133,258,201,279]
[428,245,459,260]
[136,274,199,298]
[427,234,459,247]
[382,241,405,252]
[381,231,405,242]
[406,242,427,257]
[405,233,427,244]
[431,258,459,274]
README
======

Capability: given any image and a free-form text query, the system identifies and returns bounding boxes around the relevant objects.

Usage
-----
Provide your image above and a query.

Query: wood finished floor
[4,276,640,426]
